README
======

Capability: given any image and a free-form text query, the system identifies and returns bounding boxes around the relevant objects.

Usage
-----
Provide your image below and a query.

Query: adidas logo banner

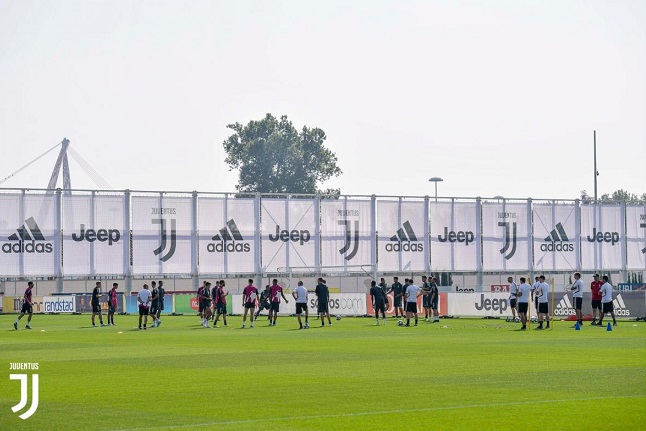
[481,202,530,272]
[378,200,426,272]
[625,205,646,270]
[131,196,192,275]
[430,201,479,272]
[0,194,56,277]
[261,199,316,273]
[320,198,373,267]
[198,197,258,274]
[533,204,577,271]
[580,204,624,271]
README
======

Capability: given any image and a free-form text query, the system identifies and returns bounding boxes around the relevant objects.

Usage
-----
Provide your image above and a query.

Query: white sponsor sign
[447,292,511,316]
[377,200,426,272]
[321,199,373,268]
[580,204,624,270]
[626,205,646,270]
[43,296,76,313]
[482,203,530,271]
[231,293,366,316]
[533,204,578,271]
[430,201,479,271]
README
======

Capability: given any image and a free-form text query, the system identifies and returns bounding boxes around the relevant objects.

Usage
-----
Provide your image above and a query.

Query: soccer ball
[514,317,520,323]
[530,315,538,323]
[397,320,404,326]
[336,315,341,321]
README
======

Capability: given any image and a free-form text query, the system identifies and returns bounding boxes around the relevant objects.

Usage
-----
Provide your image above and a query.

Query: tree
[223,114,342,194]
[580,189,645,204]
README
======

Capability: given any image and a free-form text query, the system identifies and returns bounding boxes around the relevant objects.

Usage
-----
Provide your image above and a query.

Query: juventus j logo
[10,374,39,420]
[641,222,646,254]
[498,221,517,260]
[338,220,359,261]
[152,218,177,262]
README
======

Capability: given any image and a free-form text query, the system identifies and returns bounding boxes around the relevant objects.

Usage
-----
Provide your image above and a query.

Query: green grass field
[1,314,645,431]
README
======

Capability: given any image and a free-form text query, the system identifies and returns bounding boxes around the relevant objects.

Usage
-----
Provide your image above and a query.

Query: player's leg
[25,310,33,328]
[304,307,309,328]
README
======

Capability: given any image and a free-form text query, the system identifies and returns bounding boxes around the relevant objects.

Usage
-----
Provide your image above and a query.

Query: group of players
[369,275,440,327]
[505,272,618,330]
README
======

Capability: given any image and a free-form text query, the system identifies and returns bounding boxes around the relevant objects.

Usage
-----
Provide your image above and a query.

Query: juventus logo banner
[320,199,373,268]
[580,204,624,270]
[626,204,646,270]
[482,202,530,271]
[0,193,57,276]
[377,200,426,272]
[430,201,479,271]
[533,203,578,271]
[261,198,317,273]
[62,194,126,275]
[198,196,257,274]
[132,196,192,274]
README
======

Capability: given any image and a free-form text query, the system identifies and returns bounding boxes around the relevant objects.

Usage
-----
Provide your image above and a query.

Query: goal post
[275,264,377,292]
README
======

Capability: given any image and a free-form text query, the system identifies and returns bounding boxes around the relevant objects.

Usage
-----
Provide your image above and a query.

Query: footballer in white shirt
[597,276,617,327]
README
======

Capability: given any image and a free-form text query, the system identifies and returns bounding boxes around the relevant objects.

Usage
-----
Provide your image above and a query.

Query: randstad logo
[208,219,251,253]
[554,295,576,316]
[9,362,39,420]
[541,222,574,252]
[2,217,53,254]
[612,294,630,317]
[386,221,423,252]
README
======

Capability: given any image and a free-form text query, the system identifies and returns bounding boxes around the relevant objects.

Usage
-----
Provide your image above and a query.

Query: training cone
[606,322,612,331]
[574,322,581,330]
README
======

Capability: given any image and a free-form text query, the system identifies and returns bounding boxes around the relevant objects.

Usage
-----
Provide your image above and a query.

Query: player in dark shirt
[421,275,431,321]
[149,281,161,328]
[108,283,118,326]
[315,278,332,326]
[370,280,387,325]
[254,285,271,320]
[91,281,106,327]
[14,281,35,330]
[201,282,212,328]
[429,276,440,323]
[156,280,165,323]
[213,280,229,327]
[388,277,404,318]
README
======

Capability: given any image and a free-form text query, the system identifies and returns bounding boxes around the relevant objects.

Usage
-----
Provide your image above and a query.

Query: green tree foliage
[580,189,645,204]
[223,114,342,194]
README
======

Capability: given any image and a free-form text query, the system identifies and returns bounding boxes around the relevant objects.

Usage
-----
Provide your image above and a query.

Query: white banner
[261,199,317,273]
[430,201,479,271]
[321,199,373,268]
[0,193,57,276]
[447,292,511,316]
[482,203,530,271]
[62,194,126,275]
[231,293,366,316]
[533,204,578,271]
[377,200,426,272]
[43,296,76,313]
[132,196,192,274]
[198,196,257,274]
[581,204,624,270]
[626,205,646,270]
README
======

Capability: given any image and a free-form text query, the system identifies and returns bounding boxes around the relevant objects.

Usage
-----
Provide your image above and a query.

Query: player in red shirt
[213,280,229,327]
[268,279,289,327]
[241,279,259,329]
[14,281,35,330]
[590,274,603,325]
[108,283,119,325]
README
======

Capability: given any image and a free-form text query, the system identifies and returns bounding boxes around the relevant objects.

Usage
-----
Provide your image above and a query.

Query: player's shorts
[422,295,431,308]
[202,300,211,311]
[431,298,438,310]
[574,297,582,310]
[538,303,548,314]
[92,303,101,313]
[317,300,329,313]
[406,302,417,313]
[393,297,402,307]
[374,301,386,313]
[149,304,159,315]
[138,305,149,316]
[21,302,33,314]
[270,302,280,312]
[244,301,255,309]
[198,301,204,313]
[296,303,307,314]
[509,298,517,308]
[518,302,528,313]
[591,300,602,310]
[108,303,116,313]
[216,303,227,314]
[602,302,614,314]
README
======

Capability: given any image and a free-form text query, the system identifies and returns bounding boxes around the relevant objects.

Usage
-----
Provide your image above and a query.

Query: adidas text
[207,242,251,253]
[540,242,574,252]
[385,242,423,252]
[2,241,53,254]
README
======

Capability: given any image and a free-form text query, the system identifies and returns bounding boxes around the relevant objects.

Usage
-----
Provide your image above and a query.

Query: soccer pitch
[1,314,645,431]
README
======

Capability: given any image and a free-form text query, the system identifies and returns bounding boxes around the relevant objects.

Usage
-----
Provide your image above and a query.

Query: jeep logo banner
[580,204,624,270]
[377,200,426,272]
[321,198,373,267]
[533,203,577,271]
[430,201,479,271]
[62,194,126,275]
[482,203,530,271]
[261,198,316,273]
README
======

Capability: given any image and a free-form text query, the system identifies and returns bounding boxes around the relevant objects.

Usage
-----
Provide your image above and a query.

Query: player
[570,272,584,327]
[241,279,258,328]
[137,283,151,330]
[292,281,309,329]
[429,276,440,323]
[516,277,531,330]
[590,274,603,325]
[597,276,617,327]
[107,283,118,326]
[508,276,518,322]
[421,275,431,321]
[388,276,404,319]
[156,280,165,323]
[378,277,389,315]
[91,281,106,327]
[370,280,387,325]
[404,278,422,326]
[213,280,229,327]
[149,281,161,328]
[315,278,332,326]
[268,279,289,326]
[531,276,540,319]
[13,281,35,330]
[254,284,271,320]
[201,282,212,328]
[197,281,206,323]
[535,275,550,330]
